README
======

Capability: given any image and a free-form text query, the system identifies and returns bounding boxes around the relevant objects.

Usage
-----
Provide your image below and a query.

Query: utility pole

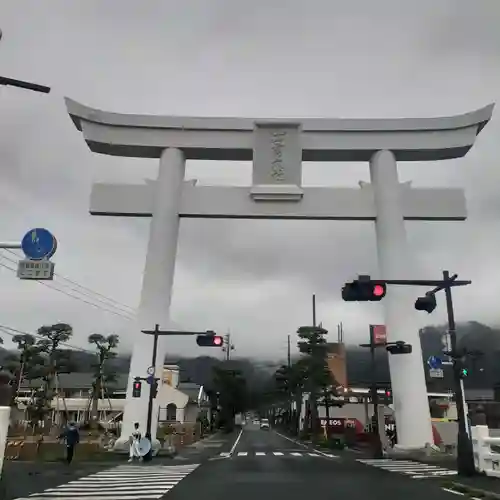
[287,335,291,368]
[312,294,317,327]
[222,332,234,361]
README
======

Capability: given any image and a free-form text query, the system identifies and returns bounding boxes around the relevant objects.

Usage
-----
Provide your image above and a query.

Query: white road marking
[358,458,457,480]
[274,430,338,458]
[231,450,337,458]
[441,488,465,496]
[13,464,199,500]
[229,428,244,456]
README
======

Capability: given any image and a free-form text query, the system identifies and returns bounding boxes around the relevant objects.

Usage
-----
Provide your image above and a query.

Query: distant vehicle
[235,413,244,427]
[253,419,260,425]
[260,418,270,430]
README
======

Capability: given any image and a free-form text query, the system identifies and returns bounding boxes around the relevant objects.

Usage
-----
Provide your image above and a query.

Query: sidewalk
[172,429,240,461]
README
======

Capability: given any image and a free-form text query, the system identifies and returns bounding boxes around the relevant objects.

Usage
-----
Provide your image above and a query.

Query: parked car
[260,418,270,430]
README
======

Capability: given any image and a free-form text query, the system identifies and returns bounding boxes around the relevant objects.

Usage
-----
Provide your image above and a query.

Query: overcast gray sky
[0,0,498,360]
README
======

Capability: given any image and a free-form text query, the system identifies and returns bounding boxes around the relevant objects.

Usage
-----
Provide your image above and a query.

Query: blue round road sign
[427,356,442,369]
[21,228,57,260]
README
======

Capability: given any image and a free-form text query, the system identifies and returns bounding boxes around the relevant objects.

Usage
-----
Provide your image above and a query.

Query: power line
[2,249,136,315]
[0,260,134,321]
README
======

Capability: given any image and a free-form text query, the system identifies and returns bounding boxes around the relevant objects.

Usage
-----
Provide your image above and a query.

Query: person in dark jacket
[58,422,80,464]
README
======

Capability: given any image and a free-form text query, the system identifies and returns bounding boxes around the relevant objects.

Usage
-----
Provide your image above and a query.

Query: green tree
[297,325,336,438]
[87,333,119,426]
[274,360,307,434]
[3,334,45,406]
[30,323,74,431]
[213,366,248,432]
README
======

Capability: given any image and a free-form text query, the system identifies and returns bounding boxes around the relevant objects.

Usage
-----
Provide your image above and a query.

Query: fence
[158,422,202,452]
[472,425,500,477]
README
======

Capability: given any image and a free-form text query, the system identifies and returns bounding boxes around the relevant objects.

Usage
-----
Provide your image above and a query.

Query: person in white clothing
[128,422,142,462]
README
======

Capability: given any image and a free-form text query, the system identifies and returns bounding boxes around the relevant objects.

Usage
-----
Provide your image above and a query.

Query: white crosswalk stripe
[357,458,458,479]
[224,451,337,458]
[12,464,199,500]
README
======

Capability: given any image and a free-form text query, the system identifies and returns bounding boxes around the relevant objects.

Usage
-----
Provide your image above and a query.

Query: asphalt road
[4,425,475,500]
[166,423,470,500]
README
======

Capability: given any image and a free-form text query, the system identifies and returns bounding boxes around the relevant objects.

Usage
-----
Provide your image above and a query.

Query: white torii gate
[65,98,493,450]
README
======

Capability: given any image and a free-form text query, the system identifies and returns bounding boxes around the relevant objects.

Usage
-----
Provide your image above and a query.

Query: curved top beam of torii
[65,97,494,162]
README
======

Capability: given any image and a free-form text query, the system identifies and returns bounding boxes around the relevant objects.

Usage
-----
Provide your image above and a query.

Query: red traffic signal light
[196,334,224,347]
[342,280,386,302]
[385,389,391,397]
[132,379,142,398]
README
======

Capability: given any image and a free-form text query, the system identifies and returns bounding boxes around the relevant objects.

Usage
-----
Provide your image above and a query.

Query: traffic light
[381,388,392,404]
[342,279,386,302]
[415,292,437,313]
[386,341,412,355]
[454,358,469,378]
[196,334,224,347]
[132,378,142,398]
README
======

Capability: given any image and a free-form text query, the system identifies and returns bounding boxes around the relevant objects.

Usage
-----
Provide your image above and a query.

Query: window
[166,403,177,421]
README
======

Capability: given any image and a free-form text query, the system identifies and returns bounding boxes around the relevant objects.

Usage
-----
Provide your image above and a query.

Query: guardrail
[472,425,500,477]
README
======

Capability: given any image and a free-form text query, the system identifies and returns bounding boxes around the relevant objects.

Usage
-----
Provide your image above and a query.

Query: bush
[327,435,346,450]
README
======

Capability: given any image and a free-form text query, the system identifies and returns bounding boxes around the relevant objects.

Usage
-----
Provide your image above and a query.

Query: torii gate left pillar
[65,98,493,450]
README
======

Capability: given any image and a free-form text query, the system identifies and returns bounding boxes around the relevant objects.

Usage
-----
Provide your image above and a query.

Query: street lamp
[0,29,50,93]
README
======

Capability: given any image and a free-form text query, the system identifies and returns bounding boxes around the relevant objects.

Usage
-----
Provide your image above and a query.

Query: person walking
[59,421,80,464]
[128,422,143,462]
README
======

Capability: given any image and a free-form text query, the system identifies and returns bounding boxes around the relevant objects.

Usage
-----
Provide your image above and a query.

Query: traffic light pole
[144,325,160,459]
[360,333,410,458]
[350,272,474,475]
[443,271,475,476]
[141,325,217,461]
[368,326,383,459]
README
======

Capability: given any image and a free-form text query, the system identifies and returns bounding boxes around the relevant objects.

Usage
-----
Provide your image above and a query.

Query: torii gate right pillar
[370,149,433,448]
